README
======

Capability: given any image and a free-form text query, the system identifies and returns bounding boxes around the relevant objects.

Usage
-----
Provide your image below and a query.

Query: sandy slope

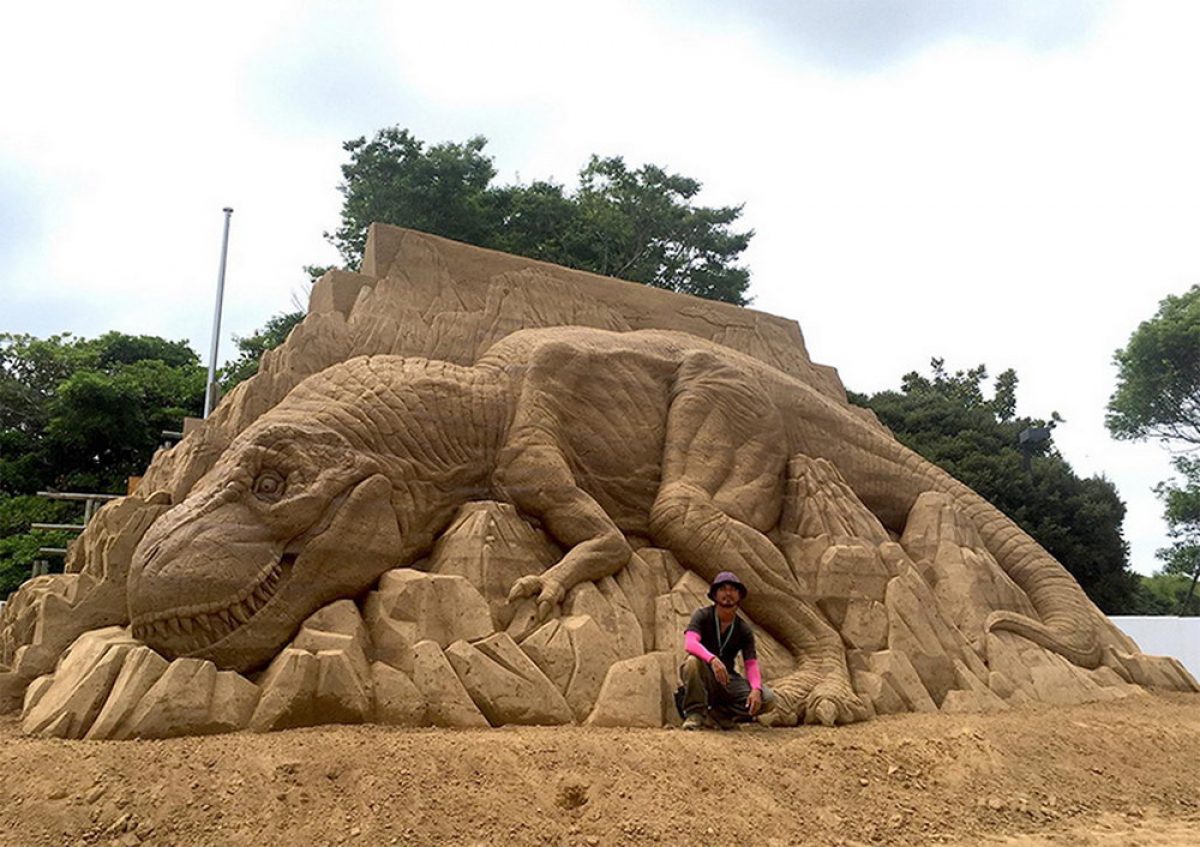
[2,692,1197,847]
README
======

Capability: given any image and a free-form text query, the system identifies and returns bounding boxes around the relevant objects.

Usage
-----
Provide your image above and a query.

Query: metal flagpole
[204,207,234,418]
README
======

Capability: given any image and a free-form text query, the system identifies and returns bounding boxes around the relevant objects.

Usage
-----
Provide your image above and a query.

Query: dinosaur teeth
[137,561,286,649]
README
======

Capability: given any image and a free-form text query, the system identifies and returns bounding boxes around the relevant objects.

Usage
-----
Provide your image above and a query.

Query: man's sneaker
[681,713,706,731]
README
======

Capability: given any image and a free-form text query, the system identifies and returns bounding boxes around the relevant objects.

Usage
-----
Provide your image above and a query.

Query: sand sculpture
[3,225,1196,739]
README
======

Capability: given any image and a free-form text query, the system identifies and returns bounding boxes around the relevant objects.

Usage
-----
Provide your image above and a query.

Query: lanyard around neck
[713,607,735,655]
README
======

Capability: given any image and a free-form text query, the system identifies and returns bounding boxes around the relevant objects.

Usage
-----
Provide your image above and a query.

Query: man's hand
[709,657,729,687]
[746,688,763,716]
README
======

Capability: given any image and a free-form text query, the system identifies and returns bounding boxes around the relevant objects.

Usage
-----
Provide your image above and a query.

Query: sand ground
[2,691,1197,847]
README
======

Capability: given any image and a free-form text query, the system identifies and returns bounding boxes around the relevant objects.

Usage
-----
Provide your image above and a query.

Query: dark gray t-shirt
[686,605,757,672]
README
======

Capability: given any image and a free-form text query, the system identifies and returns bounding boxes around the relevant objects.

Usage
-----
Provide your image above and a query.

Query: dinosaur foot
[758,675,869,727]
[757,690,802,727]
[802,679,869,726]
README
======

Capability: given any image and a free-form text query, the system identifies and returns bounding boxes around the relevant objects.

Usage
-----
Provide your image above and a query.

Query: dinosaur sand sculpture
[4,226,1197,739]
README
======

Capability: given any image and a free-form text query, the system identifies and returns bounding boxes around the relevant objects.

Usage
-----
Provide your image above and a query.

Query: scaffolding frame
[27,491,121,577]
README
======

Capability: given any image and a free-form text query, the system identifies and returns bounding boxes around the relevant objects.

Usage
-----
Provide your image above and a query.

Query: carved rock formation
[521,615,618,721]
[586,653,678,728]
[363,570,493,674]
[8,226,1196,738]
[0,493,170,710]
[22,627,260,740]
[427,501,560,629]
[411,639,488,728]
[445,633,574,726]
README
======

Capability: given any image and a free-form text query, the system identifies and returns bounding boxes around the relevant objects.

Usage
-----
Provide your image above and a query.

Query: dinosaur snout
[128,500,284,660]
[127,472,403,672]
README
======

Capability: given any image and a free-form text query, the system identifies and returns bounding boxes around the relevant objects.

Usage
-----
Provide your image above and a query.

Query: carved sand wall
[2,225,1195,739]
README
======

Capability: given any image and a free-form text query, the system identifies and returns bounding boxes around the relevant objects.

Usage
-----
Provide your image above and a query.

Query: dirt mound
[3,692,1197,846]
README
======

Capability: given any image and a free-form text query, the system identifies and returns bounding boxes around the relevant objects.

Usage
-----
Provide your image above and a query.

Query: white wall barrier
[1109,616,1200,679]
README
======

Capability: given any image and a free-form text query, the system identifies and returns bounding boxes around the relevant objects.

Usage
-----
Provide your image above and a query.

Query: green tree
[326,127,753,305]
[1107,285,1200,447]
[329,129,498,265]
[571,156,751,301]
[0,494,73,598]
[854,360,1142,613]
[1108,285,1200,614]
[0,332,206,597]
[1136,569,1200,616]
[1153,456,1200,614]
[220,312,305,389]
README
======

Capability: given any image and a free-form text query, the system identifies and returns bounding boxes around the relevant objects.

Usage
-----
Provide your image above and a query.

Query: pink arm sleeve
[745,658,762,690]
[684,630,715,663]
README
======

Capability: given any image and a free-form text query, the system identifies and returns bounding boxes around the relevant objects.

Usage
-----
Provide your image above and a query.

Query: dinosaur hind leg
[648,356,867,725]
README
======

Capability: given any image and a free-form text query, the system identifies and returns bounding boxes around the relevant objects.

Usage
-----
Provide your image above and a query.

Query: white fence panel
[1109,616,1200,679]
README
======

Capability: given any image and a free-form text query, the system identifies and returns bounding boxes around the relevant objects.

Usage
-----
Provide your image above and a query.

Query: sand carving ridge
[2,226,1196,739]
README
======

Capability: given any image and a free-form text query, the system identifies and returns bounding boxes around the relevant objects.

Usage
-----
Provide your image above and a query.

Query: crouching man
[680,571,777,730]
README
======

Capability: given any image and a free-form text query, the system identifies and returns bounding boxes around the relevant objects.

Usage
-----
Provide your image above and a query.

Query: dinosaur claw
[507,575,565,624]
[812,700,838,727]
[506,575,540,604]
[799,679,868,726]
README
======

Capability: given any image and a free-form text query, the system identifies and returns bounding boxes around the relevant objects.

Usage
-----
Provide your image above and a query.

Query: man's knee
[680,654,708,684]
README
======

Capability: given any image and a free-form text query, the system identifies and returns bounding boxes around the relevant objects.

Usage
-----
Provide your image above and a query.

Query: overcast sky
[3,1,1197,575]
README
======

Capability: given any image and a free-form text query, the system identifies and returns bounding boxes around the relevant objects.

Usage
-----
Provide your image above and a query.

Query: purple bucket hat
[707,571,748,600]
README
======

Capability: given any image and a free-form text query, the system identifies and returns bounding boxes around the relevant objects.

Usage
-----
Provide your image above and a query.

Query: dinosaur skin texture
[128,327,1110,726]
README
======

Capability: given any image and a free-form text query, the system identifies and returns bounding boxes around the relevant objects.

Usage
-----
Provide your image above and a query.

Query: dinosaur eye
[253,471,285,501]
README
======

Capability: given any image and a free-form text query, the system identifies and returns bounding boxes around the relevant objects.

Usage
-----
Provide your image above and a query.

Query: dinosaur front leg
[648,357,867,726]
[495,440,633,620]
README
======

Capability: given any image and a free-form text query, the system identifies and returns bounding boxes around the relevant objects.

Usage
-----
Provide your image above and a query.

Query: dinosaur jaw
[129,473,402,673]
[130,553,296,660]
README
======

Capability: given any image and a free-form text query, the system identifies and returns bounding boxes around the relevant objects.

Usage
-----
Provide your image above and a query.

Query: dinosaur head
[129,416,404,672]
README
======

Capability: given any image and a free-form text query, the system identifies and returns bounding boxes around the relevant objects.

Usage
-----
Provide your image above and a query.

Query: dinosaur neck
[319,357,512,562]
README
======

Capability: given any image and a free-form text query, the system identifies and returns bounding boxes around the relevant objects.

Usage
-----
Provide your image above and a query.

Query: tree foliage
[0,332,205,597]
[1107,285,1200,447]
[1107,284,1200,613]
[220,312,305,389]
[326,127,753,305]
[1134,569,1200,616]
[855,360,1142,613]
[1151,455,1200,614]
[0,494,72,600]
[0,333,205,495]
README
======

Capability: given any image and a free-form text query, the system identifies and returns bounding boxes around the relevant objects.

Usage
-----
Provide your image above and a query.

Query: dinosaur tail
[946,482,1105,668]
[870,441,1106,668]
